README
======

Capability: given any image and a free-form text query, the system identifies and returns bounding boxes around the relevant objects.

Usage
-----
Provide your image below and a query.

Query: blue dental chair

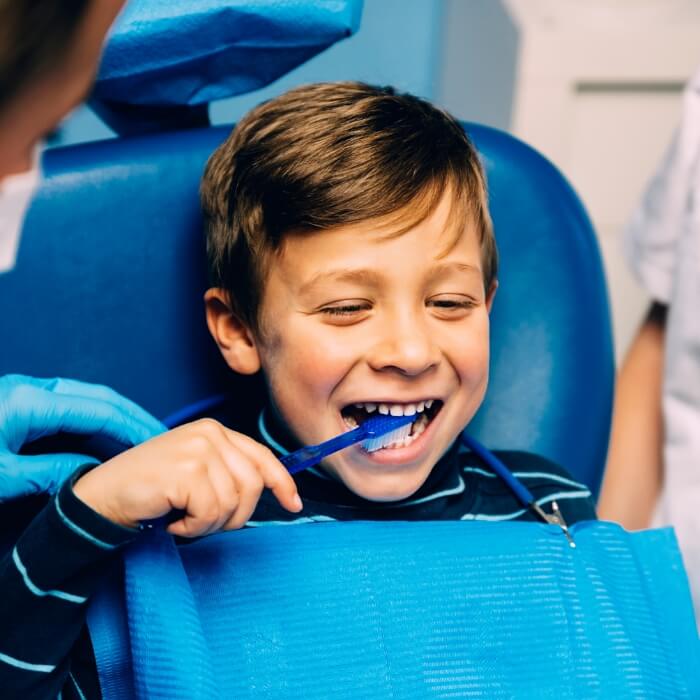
[0,121,614,495]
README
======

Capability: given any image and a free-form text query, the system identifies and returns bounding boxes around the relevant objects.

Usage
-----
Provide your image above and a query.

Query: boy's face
[212,191,496,502]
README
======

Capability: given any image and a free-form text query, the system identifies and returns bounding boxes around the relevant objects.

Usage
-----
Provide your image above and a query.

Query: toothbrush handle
[278,414,416,475]
[280,426,364,474]
[280,446,324,474]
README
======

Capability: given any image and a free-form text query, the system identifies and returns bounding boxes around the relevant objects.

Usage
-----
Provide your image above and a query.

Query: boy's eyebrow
[427,261,483,280]
[299,262,483,295]
[298,268,381,294]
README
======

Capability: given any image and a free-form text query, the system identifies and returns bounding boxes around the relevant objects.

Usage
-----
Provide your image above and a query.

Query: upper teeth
[354,400,434,416]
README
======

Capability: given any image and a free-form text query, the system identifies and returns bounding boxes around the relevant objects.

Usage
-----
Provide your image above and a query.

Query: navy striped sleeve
[0,467,136,699]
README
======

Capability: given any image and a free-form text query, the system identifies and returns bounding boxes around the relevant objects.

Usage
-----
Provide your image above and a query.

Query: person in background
[0,1,164,503]
[599,66,700,617]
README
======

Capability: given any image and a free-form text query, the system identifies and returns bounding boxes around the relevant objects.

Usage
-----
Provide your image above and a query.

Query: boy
[0,82,596,699]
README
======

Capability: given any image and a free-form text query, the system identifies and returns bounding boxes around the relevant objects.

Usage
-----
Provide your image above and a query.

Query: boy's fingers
[223,431,302,513]
[219,454,265,530]
[167,477,223,538]
[202,460,241,534]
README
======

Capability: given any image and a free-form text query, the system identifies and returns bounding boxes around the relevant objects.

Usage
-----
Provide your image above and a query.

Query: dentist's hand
[0,374,165,501]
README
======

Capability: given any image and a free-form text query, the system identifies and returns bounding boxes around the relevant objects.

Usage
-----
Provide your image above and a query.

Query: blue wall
[54,0,445,147]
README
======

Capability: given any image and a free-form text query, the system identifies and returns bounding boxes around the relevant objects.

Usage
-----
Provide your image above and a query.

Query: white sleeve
[635,69,700,623]
[624,73,700,304]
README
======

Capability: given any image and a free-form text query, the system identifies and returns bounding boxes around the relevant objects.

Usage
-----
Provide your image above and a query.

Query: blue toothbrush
[281,413,416,475]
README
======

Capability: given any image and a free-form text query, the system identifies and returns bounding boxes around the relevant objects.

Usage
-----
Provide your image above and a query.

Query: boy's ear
[485,280,498,313]
[204,288,261,375]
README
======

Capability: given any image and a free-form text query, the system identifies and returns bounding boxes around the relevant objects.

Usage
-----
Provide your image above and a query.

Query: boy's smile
[211,191,496,502]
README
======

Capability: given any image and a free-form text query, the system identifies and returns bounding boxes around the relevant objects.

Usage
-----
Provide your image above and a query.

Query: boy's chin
[328,464,429,503]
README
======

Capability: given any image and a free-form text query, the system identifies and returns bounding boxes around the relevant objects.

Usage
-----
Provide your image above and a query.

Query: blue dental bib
[88,519,699,699]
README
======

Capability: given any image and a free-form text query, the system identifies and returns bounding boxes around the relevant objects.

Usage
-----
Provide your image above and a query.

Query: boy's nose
[366,316,440,377]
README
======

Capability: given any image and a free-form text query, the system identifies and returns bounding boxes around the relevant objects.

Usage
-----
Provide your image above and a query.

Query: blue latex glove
[0,375,165,501]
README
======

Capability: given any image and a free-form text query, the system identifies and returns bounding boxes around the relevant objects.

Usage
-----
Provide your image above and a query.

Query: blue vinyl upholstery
[0,123,613,493]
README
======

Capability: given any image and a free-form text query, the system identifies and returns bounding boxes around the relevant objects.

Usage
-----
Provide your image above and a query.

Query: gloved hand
[0,374,165,501]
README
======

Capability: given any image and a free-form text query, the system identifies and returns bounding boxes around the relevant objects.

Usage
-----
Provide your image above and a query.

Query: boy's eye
[318,302,372,322]
[428,295,478,315]
[321,304,366,315]
[430,300,473,308]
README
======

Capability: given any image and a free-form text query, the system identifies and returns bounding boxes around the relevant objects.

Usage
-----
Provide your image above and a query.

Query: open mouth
[341,400,444,453]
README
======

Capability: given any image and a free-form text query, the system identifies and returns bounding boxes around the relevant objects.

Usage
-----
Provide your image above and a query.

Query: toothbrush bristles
[362,422,413,452]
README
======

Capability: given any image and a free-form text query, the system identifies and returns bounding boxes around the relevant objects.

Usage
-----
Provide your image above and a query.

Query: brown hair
[0,0,90,108]
[202,81,497,331]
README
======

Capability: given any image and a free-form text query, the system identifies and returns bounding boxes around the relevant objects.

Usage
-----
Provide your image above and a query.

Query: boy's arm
[0,418,302,699]
[598,302,666,529]
[0,466,137,700]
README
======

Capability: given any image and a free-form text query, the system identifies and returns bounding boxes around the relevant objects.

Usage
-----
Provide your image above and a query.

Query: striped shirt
[250,408,595,527]
[0,407,596,699]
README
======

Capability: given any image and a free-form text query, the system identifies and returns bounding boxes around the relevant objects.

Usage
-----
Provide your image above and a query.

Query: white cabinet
[440,0,700,361]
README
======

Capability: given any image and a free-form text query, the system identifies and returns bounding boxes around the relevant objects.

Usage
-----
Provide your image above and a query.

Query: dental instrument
[460,434,576,547]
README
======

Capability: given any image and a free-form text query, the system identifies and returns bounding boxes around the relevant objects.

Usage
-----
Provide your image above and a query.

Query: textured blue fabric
[87,520,699,699]
[93,0,363,107]
[0,123,612,491]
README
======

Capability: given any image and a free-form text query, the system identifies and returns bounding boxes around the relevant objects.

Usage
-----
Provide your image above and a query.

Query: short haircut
[0,0,90,108]
[202,81,497,331]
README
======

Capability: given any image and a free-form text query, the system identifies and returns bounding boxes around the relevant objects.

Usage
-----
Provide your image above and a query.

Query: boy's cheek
[263,344,346,416]
[268,328,354,387]
[445,337,489,379]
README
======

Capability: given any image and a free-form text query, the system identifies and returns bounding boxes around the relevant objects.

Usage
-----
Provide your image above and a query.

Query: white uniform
[625,67,700,618]
[0,145,41,273]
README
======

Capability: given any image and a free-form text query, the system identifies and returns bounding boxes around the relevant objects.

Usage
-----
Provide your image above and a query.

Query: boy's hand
[73,419,302,537]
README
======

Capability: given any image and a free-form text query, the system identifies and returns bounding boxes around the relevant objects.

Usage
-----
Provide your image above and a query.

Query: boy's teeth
[361,411,430,452]
[344,415,359,429]
[354,400,433,416]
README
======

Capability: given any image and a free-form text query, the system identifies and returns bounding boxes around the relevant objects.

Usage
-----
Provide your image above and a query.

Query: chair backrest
[0,123,613,493]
